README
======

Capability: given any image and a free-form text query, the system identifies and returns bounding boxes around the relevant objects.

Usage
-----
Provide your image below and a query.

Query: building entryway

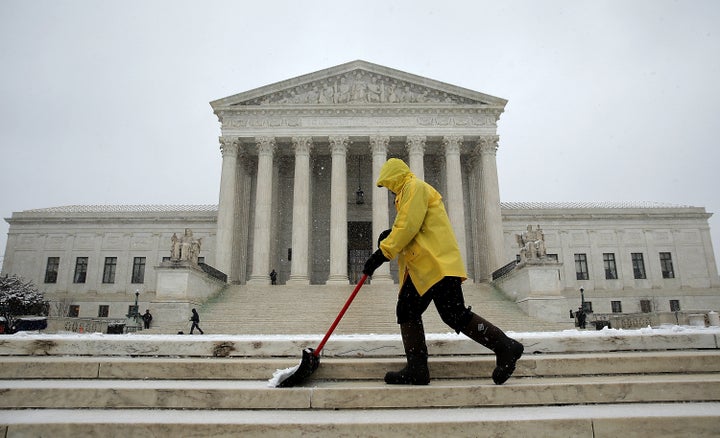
[348,221,372,284]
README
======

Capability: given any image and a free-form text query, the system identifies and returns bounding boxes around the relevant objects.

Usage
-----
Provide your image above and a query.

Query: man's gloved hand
[377,229,391,248]
[363,249,389,276]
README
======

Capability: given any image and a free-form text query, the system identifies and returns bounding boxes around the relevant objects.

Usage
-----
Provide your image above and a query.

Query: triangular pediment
[211,60,507,109]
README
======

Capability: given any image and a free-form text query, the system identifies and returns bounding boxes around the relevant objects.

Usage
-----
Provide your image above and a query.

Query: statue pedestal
[151,261,226,332]
[493,260,567,324]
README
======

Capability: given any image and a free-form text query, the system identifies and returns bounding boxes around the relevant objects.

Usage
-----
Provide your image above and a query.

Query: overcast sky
[1,0,719,272]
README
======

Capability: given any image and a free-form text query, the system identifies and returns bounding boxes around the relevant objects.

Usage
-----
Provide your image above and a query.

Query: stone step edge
[2,375,719,410]
[2,329,719,357]
[2,351,719,380]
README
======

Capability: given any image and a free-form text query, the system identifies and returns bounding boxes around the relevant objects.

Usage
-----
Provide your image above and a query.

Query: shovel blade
[276,348,320,388]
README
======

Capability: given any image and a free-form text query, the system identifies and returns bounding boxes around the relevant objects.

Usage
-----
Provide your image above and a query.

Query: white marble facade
[211,60,507,285]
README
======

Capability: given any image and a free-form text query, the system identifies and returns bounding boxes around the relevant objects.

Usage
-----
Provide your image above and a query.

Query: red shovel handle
[313,274,368,357]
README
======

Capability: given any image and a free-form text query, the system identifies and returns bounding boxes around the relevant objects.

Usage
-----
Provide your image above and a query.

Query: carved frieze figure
[516,225,547,262]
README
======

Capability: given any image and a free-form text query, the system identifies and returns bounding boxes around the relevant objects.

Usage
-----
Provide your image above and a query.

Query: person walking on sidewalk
[189,308,204,334]
[363,158,524,386]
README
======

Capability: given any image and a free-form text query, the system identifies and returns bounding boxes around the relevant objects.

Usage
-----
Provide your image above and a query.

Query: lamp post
[580,287,585,311]
[132,289,140,326]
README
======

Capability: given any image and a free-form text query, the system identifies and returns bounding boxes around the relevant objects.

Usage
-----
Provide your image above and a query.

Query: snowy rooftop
[501,201,695,210]
[20,202,695,214]
[22,205,218,213]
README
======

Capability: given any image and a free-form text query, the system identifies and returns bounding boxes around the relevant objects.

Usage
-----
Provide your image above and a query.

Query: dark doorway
[348,222,372,283]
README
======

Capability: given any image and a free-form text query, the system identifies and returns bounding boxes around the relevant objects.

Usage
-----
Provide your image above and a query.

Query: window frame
[44,257,60,283]
[102,257,117,284]
[575,253,589,280]
[73,257,88,284]
[68,305,80,318]
[660,252,675,279]
[670,300,681,312]
[631,253,647,279]
[603,253,618,280]
[131,257,146,284]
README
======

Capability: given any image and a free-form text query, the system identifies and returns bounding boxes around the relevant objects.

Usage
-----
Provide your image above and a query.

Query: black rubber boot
[461,313,524,385]
[384,321,430,385]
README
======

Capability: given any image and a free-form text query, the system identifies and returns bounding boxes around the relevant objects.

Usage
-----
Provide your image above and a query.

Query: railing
[199,262,228,283]
[492,260,518,281]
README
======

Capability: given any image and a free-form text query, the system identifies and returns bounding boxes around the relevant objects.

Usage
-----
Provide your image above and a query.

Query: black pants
[396,276,473,333]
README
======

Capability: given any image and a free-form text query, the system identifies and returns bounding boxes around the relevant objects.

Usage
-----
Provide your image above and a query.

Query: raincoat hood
[376,158,413,194]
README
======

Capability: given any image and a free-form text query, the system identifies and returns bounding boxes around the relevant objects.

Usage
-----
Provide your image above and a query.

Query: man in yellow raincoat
[364,158,524,385]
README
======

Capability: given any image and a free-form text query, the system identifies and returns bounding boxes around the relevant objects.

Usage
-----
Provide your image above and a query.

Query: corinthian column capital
[369,135,390,155]
[292,136,313,155]
[256,136,276,156]
[329,135,349,154]
[219,136,239,157]
[475,136,500,155]
[406,135,426,154]
[442,135,464,155]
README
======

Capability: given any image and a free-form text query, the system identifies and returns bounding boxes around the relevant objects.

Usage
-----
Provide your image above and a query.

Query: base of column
[247,276,271,286]
[326,275,349,285]
[286,276,310,286]
[369,274,394,284]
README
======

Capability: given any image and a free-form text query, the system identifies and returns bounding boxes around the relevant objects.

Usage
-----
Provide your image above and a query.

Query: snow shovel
[271,274,368,387]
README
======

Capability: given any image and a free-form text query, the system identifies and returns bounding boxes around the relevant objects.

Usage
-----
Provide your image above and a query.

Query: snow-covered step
[3,403,719,438]
[1,329,718,358]
[2,351,719,381]
[2,374,719,410]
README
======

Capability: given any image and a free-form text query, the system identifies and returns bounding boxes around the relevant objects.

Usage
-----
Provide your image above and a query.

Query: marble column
[287,136,313,285]
[327,136,349,284]
[443,135,468,270]
[406,135,425,180]
[475,136,505,281]
[248,136,276,285]
[215,136,238,281]
[370,135,393,284]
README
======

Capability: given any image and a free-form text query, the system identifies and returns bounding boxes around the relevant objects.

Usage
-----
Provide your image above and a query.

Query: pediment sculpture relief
[238,71,482,106]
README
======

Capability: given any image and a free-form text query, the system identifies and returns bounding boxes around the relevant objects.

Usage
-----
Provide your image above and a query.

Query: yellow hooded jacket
[376,158,467,295]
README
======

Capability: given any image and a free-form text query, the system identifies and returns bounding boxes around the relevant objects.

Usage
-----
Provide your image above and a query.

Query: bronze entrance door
[348,222,372,284]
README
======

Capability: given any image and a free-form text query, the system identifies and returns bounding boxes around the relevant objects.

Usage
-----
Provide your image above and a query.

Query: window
[102,257,117,284]
[131,257,146,283]
[575,253,589,280]
[73,257,88,283]
[670,300,681,312]
[660,252,675,278]
[68,305,80,317]
[603,253,617,279]
[640,299,652,313]
[127,305,139,318]
[583,301,593,313]
[611,301,622,313]
[198,256,205,264]
[98,305,109,317]
[631,253,646,279]
[44,257,59,283]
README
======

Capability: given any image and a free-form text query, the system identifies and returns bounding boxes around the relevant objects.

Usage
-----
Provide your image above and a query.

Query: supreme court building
[3,61,719,325]
[211,60,507,286]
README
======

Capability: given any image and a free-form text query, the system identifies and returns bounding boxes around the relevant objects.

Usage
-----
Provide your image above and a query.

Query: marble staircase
[1,330,720,436]
[183,282,571,336]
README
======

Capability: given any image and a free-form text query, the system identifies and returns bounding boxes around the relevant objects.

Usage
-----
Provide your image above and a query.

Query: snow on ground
[4,324,720,342]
